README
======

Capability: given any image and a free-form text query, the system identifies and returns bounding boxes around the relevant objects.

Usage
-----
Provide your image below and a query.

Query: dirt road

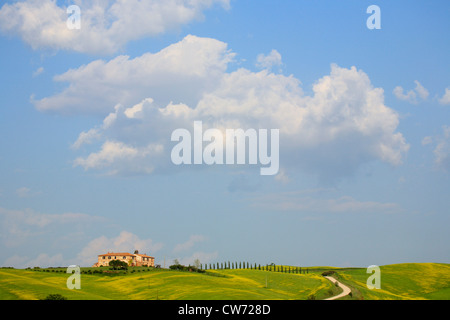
[323,276,351,300]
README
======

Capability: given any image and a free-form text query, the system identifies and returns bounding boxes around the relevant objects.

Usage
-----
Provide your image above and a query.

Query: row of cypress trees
[201,262,309,274]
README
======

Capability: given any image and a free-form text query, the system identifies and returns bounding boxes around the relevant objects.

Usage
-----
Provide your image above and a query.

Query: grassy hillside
[0,267,333,300]
[0,263,448,300]
[328,263,450,300]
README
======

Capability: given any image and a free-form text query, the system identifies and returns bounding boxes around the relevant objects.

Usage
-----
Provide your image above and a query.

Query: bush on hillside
[43,294,67,300]
[169,263,205,273]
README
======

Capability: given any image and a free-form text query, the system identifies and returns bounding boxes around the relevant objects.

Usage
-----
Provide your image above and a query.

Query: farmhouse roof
[98,252,154,258]
[98,252,134,257]
[135,253,154,258]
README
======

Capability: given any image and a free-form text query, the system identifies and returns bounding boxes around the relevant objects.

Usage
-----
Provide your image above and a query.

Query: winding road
[323,276,352,300]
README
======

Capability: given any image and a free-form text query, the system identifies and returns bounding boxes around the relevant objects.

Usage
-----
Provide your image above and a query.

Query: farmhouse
[92,250,155,267]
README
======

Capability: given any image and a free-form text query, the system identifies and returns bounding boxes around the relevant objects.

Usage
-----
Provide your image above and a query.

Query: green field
[0,263,448,300]
[329,263,450,300]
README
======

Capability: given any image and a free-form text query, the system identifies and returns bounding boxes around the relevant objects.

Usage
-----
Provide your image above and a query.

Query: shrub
[321,270,336,276]
[169,263,205,273]
[109,260,128,271]
[43,294,67,300]
[307,294,316,300]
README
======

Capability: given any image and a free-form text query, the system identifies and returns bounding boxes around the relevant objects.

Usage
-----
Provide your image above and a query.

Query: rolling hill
[0,263,448,300]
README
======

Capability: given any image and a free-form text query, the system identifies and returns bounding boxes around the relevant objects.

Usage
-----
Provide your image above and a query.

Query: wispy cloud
[256,49,283,71]
[3,253,64,269]
[250,192,402,215]
[274,168,290,184]
[0,207,107,248]
[439,88,450,105]
[433,126,450,171]
[16,187,31,198]
[32,66,44,77]
[178,251,218,267]
[393,80,429,104]
[0,207,104,229]
[173,235,206,253]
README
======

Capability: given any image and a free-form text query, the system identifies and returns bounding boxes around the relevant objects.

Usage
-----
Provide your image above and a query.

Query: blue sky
[0,0,449,269]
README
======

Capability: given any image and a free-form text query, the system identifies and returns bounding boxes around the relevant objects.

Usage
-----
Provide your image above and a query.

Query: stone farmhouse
[92,250,155,267]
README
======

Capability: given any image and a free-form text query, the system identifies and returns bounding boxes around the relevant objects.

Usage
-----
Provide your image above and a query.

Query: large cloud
[36,35,408,179]
[33,35,234,114]
[0,0,229,54]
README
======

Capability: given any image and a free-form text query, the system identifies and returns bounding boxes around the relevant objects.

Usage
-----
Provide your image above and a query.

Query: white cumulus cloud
[35,36,408,180]
[33,35,234,114]
[0,0,230,54]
